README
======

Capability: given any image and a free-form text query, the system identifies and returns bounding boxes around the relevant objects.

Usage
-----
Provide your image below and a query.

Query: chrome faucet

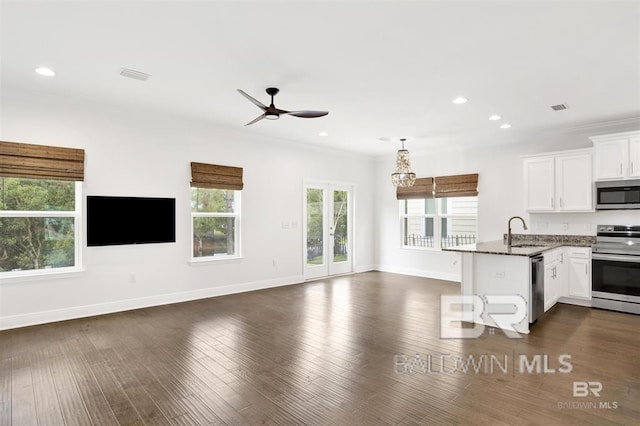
[507,216,528,247]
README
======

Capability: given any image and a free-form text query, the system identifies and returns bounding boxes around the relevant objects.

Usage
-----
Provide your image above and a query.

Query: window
[401,196,477,250]
[0,141,85,278]
[189,161,243,261]
[398,173,479,250]
[191,188,240,259]
[0,177,82,275]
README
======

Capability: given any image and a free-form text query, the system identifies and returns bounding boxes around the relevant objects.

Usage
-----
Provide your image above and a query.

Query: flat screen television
[86,196,176,246]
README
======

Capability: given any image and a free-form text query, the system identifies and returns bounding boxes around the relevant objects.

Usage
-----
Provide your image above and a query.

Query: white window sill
[189,256,244,266]
[0,267,85,284]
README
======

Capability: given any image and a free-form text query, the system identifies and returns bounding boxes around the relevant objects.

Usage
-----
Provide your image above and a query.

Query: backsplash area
[529,211,640,236]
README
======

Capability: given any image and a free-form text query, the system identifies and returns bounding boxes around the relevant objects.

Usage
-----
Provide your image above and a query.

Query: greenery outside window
[191,187,240,260]
[0,177,82,276]
[401,196,477,250]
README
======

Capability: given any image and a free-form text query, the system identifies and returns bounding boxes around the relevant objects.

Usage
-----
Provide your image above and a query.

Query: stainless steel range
[592,225,640,314]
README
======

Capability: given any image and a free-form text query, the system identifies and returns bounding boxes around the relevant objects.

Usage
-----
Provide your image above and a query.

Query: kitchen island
[443,240,561,334]
[444,235,594,335]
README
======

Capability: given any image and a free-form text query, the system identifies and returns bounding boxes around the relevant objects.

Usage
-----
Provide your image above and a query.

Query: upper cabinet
[590,131,640,180]
[523,149,593,212]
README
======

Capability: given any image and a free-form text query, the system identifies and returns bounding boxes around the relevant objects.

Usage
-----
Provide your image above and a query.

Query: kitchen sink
[510,244,546,248]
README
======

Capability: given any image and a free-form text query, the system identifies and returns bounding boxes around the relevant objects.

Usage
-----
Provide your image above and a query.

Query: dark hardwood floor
[1,271,638,425]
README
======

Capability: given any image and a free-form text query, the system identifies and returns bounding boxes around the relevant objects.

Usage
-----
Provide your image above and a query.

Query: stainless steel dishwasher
[530,254,544,322]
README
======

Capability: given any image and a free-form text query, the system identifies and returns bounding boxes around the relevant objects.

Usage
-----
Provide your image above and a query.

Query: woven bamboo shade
[0,141,85,181]
[434,173,479,198]
[396,177,434,200]
[190,162,244,190]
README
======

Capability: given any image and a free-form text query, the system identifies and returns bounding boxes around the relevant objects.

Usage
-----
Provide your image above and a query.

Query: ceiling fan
[237,87,329,126]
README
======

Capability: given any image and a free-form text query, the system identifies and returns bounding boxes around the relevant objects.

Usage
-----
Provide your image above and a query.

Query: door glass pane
[307,188,324,265]
[333,190,348,262]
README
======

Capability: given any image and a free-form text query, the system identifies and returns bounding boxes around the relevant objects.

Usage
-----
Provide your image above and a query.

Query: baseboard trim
[355,264,376,273]
[0,274,304,331]
[558,296,592,307]
[374,265,460,283]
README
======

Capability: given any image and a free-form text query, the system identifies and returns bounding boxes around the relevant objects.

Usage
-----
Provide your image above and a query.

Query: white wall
[0,89,375,329]
[374,120,640,281]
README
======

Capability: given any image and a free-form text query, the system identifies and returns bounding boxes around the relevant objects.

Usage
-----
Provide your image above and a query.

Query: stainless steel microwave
[596,179,640,210]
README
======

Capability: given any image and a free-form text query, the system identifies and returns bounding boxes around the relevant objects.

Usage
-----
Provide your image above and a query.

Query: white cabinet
[523,156,555,211]
[631,138,640,178]
[543,248,565,311]
[590,131,640,180]
[523,149,593,212]
[567,247,591,299]
[555,153,594,211]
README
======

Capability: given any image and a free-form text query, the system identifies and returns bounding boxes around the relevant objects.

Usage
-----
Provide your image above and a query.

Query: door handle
[620,163,623,175]
[559,197,563,208]
[551,197,554,208]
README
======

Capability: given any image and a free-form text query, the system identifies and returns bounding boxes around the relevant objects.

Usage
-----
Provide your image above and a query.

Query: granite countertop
[442,240,561,257]
[443,234,596,257]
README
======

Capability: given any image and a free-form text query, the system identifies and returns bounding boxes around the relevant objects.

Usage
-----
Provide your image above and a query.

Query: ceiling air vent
[119,68,151,81]
[550,103,569,111]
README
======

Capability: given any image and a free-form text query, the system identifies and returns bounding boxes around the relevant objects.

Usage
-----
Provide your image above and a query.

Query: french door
[304,183,353,280]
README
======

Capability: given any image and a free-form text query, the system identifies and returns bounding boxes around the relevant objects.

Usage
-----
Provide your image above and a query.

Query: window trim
[0,181,83,280]
[190,188,242,262]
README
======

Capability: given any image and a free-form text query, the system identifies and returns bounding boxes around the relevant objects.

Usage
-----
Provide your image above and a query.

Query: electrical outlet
[128,273,136,283]
[495,272,506,279]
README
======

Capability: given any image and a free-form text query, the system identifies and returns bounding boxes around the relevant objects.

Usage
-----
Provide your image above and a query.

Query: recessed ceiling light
[500,123,512,129]
[489,115,502,121]
[34,67,55,77]
[319,131,328,137]
[452,97,468,104]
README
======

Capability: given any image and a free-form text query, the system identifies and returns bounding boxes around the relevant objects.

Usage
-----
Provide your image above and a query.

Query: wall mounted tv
[86,196,176,246]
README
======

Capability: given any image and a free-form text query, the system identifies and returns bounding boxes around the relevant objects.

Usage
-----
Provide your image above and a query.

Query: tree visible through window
[0,177,79,273]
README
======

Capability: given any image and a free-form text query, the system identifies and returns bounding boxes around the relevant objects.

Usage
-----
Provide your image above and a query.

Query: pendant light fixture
[391,138,416,187]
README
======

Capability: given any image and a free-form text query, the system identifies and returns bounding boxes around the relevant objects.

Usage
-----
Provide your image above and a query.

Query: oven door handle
[592,253,640,263]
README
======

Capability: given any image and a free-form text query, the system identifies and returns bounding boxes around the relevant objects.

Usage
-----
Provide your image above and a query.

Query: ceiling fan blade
[245,113,266,126]
[286,110,329,118]
[237,89,267,110]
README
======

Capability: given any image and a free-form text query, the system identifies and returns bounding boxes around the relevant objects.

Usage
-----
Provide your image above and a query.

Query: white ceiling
[2,0,639,156]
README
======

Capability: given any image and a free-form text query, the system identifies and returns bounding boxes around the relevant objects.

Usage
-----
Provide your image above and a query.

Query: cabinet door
[629,137,640,178]
[556,154,593,211]
[568,258,591,299]
[524,157,555,211]
[544,263,555,311]
[593,139,627,180]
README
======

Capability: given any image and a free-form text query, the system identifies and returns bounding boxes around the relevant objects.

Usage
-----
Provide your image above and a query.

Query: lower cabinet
[567,247,591,299]
[544,248,564,311]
